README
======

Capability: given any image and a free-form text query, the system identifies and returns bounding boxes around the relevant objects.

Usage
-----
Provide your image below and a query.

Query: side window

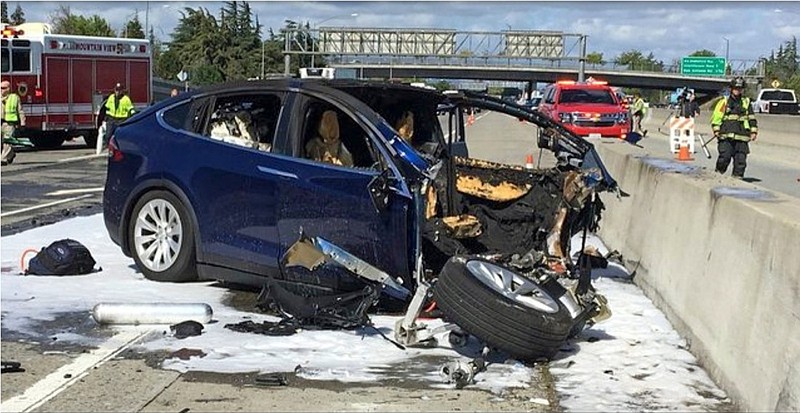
[11,49,30,72]
[544,87,555,104]
[162,102,191,129]
[1,48,9,73]
[203,93,283,153]
[297,98,376,169]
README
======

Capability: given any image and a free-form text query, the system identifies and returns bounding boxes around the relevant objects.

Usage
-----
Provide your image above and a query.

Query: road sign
[176,70,188,82]
[681,57,726,77]
[771,79,781,88]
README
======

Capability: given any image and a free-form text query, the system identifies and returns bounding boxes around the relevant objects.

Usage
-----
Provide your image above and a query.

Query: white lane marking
[45,187,105,197]
[0,194,94,218]
[58,153,105,163]
[1,329,151,413]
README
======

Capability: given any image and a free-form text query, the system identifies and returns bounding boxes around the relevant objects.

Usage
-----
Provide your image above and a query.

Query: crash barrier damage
[593,141,800,412]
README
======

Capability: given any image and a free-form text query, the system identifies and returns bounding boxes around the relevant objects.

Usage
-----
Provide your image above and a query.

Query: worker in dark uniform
[710,77,758,179]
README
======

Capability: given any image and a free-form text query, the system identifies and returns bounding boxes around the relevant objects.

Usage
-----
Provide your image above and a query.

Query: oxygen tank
[91,302,213,325]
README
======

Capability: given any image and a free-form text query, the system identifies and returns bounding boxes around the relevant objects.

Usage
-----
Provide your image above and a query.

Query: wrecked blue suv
[104,79,616,360]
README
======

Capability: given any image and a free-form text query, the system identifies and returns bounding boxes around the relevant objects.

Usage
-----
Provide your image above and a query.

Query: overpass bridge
[284,27,765,94]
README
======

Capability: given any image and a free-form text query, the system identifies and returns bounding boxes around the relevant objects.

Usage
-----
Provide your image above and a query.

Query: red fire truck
[1,22,151,149]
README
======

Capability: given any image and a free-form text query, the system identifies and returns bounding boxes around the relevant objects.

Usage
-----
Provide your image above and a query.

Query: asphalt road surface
[1,141,105,236]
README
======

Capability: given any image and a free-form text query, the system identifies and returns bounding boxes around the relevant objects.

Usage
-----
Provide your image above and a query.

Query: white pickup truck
[752,88,800,115]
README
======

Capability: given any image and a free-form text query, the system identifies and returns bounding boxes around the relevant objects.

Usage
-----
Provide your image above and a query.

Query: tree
[10,4,25,25]
[122,14,145,39]
[689,49,716,57]
[614,49,664,72]
[1,3,8,23]
[586,52,605,65]
[50,5,115,37]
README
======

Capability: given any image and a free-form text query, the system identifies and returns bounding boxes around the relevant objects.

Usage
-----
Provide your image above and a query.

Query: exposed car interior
[300,99,377,169]
[205,94,282,152]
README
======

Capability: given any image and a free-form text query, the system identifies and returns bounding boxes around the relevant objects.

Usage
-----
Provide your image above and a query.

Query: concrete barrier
[593,139,800,411]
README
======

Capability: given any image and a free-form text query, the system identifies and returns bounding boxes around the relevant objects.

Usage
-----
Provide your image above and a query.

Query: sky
[1,214,733,410]
[5,1,800,64]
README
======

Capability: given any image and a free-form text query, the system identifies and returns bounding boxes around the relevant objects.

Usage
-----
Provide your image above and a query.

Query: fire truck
[1,22,151,149]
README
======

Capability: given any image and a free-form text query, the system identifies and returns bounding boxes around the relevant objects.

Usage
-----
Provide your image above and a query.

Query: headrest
[395,111,414,140]
[318,110,340,142]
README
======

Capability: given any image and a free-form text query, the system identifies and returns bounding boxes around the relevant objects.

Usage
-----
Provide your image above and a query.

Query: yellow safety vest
[105,93,135,119]
[711,96,757,141]
[3,93,20,123]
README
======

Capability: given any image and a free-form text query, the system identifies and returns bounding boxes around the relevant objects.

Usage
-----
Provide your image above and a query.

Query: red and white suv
[538,80,630,139]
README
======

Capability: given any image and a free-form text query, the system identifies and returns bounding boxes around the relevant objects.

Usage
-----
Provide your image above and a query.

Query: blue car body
[104,78,615,302]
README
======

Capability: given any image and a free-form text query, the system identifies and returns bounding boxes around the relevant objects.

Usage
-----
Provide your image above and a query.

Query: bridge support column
[578,35,587,82]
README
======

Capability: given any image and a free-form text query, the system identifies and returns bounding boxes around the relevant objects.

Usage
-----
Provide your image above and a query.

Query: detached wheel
[434,257,573,361]
[128,190,198,282]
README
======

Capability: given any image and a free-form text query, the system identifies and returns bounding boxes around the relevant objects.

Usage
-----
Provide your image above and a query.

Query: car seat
[305,110,353,167]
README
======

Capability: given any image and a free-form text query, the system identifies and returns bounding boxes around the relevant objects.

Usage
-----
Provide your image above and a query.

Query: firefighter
[101,83,135,147]
[711,77,757,179]
[1,80,25,165]
[632,92,647,136]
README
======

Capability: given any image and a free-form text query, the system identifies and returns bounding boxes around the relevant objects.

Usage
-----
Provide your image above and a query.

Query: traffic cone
[676,143,693,161]
[468,113,475,126]
[525,154,535,170]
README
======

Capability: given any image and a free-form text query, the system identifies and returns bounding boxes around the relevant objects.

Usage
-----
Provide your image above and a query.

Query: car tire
[128,190,198,282]
[83,130,98,149]
[434,257,573,361]
[29,132,65,149]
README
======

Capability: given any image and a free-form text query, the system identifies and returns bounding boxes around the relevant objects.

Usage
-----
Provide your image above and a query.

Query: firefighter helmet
[730,77,746,89]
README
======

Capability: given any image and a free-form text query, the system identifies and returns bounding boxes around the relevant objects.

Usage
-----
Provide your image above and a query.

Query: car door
[274,92,415,283]
[174,90,293,280]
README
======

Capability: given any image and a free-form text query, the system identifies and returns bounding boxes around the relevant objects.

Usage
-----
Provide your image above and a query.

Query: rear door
[170,90,292,279]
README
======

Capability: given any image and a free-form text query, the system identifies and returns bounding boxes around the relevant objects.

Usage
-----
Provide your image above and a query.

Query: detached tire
[434,257,573,361]
[128,190,198,282]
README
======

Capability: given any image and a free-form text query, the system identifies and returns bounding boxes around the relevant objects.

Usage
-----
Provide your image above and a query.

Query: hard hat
[114,83,124,91]
[730,77,746,89]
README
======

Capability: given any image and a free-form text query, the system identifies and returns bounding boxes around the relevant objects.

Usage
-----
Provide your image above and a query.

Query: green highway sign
[681,56,727,76]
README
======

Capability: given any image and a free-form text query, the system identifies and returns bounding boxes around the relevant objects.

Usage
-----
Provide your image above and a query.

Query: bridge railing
[285,27,765,80]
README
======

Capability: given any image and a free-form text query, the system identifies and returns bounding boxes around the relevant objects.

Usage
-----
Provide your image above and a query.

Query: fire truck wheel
[434,257,573,361]
[83,131,98,149]
[30,133,65,150]
[128,190,198,283]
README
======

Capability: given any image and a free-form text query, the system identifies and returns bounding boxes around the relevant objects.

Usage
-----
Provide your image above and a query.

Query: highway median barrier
[593,139,800,412]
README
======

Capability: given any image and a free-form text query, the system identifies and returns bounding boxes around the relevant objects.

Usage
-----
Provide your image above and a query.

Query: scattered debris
[438,353,488,389]
[91,302,213,325]
[1,361,25,374]
[169,348,207,360]
[223,320,297,336]
[254,372,289,386]
[171,320,204,339]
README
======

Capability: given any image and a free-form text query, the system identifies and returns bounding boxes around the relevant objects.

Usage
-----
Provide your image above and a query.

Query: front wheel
[434,257,574,361]
[82,130,98,149]
[128,190,198,282]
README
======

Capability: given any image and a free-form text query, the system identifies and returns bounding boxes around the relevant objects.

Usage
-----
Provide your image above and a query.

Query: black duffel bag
[25,239,96,276]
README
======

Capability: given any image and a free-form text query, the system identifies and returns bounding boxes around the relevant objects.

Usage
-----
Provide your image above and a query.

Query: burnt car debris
[103,79,618,362]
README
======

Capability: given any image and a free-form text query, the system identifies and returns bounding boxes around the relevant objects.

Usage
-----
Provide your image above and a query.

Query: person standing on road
[2,80,25,165]
[711,77,757,179]
[679,92,700,118]
[101,83,135,147]
[632,92,647,136]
